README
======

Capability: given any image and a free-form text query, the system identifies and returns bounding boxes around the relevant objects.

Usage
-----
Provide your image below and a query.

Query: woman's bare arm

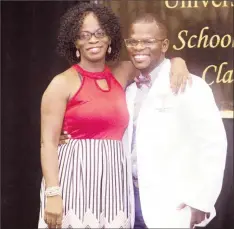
[40,73,69,188]
[110,61,140,89]
[41,69,81,228]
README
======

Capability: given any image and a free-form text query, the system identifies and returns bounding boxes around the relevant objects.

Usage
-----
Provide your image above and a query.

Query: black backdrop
[1,1,233,229]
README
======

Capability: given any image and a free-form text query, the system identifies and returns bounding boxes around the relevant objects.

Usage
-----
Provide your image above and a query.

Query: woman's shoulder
[56,66,77,79]
[43,66,78,97]
[50,66,78,86]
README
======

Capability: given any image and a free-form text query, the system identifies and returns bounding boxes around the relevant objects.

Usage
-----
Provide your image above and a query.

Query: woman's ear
[107,36,111,46]
[74,40,80,49]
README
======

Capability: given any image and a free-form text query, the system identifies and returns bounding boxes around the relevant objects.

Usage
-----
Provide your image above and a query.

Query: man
[123,13,227,228]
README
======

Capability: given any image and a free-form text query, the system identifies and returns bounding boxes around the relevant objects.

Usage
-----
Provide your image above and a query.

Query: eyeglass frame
[78,28,107,41]
[124,38,166,48]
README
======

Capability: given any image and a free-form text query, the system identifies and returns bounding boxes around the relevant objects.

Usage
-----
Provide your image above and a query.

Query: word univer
[165,0,234,8]
[202,62,233,85]
[173,27,233,50]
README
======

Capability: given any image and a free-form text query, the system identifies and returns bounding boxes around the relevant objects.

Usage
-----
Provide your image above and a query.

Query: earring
[76,50,80,58]
[108,46,111,54]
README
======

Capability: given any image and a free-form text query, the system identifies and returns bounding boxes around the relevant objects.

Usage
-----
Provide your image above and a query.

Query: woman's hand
[170,57,192,94]
[44,195,63,228]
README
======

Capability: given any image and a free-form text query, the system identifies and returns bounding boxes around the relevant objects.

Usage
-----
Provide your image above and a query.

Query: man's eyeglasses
[124,38,165,48]
[78,29,106,41]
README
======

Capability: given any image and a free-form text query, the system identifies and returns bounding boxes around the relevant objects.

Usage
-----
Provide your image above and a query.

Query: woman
[39,3,189,229]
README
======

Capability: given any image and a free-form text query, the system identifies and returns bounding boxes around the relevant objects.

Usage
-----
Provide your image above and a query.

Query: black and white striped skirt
[38,139,133,228]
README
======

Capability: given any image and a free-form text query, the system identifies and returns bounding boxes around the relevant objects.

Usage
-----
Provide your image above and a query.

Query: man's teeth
[134,55,148,61]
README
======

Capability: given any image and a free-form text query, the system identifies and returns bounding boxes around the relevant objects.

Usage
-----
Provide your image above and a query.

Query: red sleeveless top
[62,65,129,140]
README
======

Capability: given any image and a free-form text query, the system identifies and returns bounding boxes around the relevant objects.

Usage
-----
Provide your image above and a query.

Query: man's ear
[162,39,169,53]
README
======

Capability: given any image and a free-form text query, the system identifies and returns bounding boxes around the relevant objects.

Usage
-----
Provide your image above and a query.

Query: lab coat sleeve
[181,75,227,213]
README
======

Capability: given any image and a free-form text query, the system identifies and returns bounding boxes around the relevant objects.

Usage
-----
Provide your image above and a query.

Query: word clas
[202,62,233,85]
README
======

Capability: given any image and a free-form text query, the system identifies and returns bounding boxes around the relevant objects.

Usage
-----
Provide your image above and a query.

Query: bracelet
[45,186,62,197]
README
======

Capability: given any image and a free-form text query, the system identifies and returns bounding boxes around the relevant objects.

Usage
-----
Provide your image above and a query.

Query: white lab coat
[122,59,227,228]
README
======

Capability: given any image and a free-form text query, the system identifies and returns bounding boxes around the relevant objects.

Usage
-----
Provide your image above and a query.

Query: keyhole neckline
[75,64,112,80]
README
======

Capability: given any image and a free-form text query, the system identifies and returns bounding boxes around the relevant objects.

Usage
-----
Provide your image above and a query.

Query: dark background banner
[99,0,233,116]
[1,1,233,229]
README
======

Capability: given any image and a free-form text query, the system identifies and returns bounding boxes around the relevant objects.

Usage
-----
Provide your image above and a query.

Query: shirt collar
[139,58,167,84]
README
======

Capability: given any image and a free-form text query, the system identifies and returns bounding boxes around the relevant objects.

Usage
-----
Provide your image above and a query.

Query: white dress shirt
[131,59,166,178]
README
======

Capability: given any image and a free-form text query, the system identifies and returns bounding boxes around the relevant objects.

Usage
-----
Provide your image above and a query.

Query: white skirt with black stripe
[38,139,133,228]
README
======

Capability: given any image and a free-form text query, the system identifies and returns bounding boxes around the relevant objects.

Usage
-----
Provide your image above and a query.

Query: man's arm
[180,76,227,217]
[58,131,71,145]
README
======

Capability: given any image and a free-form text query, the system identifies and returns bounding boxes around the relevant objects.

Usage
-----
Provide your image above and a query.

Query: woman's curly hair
[57,3,122,65]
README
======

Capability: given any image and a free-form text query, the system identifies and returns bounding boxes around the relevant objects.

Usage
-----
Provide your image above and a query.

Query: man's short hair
[131,13,168,38]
